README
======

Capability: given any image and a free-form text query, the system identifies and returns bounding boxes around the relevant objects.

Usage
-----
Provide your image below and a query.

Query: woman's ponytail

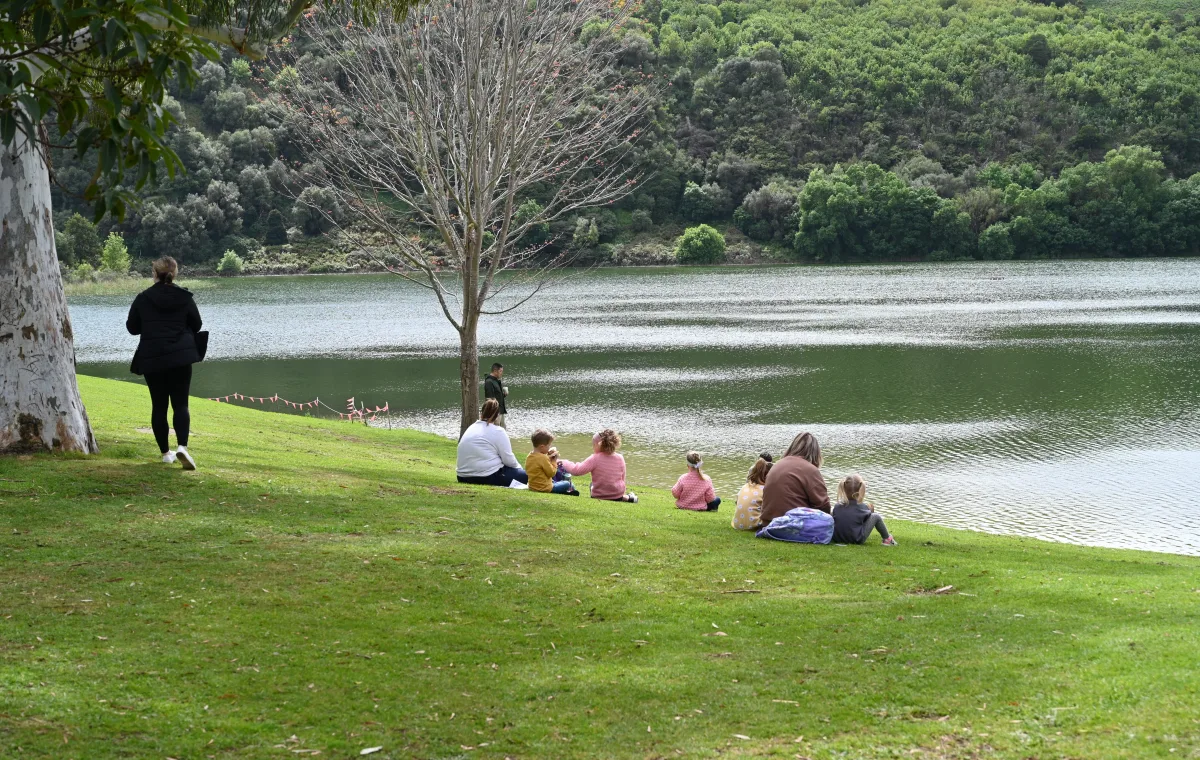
[152,256,178,284]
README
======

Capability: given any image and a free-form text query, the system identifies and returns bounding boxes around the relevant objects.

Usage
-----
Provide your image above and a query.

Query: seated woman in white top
[456,398,528,487]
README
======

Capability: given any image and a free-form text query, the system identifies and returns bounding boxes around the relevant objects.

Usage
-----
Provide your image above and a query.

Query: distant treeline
[50,0,1200,268]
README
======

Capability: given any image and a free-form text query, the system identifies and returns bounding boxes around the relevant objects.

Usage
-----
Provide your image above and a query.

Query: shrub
[73,262,95,282]
[270,65,299,93]
[264,209,288,245]
[54,230,74,265]
[514,200,550,246]
[571,217,599,249]
[293,186,344,235]
[62,213,101,266]
[681,181,733,221]
[978,224,1015,261]
[229,58,252,83]
[675,224,726,264]
[217,250,245,275]
[736,181,799,242]
[99,232,131,274]
[630,209,653,233]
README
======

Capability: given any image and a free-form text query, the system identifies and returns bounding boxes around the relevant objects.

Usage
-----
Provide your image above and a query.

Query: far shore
[65,254,1200,297]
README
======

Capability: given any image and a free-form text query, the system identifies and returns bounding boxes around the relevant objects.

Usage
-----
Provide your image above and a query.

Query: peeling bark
[0,131,98,454]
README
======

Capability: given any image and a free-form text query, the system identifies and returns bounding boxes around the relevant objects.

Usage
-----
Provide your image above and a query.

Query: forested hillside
[50,0,1200,273]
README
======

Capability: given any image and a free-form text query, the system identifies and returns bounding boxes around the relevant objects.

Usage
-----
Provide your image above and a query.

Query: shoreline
[177,252,1200,282]
[71,373,1200,559]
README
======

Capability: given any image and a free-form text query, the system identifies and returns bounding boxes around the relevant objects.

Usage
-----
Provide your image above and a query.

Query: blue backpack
[756,507,834,544]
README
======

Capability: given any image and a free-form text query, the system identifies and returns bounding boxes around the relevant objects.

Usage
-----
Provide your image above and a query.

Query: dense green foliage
[3,376,1199,757]
[55,212,102,267]
[216,248,245,274]
[48,0,1200,267]
[2,0,417,220]
[675,223,727,263]
[98,232,131,274]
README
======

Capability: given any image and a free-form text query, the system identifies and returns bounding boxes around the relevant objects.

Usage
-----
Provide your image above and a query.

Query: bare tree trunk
[0,132,98,454]
[458,322,479,438]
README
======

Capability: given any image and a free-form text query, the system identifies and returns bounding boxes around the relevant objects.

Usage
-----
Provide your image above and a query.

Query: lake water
[71,260,1200,556]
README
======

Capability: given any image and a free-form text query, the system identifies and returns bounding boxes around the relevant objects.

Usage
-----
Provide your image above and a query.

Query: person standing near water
[127,257,204,470]
[483,362,509,428]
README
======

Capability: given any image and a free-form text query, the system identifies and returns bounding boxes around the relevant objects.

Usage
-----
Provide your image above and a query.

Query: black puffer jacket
[127,283,203,375]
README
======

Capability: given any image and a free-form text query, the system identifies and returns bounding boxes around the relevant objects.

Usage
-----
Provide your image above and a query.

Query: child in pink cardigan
[559,429,639,503]
[672,451,720,511]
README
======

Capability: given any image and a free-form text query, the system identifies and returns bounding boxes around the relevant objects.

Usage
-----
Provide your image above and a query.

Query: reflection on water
[72,259,1200,556]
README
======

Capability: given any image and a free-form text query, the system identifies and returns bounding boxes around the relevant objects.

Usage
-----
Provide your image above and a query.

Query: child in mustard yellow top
[525,429,580,495]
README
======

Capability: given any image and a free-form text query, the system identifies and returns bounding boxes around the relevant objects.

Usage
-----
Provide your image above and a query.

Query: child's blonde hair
[686,451,707,480]
[747,453,773,485]
[531,429,555,448]
[836,473,866,504]
[594,429,620,454]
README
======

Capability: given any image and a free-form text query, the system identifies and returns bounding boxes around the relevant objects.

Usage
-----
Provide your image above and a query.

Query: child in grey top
[832,474,897,546]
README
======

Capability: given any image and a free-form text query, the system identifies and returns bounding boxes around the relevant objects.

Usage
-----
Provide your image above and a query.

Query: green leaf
[0,113,15,145]
[17,94,42,122]
[103,78,121,110]
[151,55,171,81]
[105,18,122,55]
[98,140,114,173]
[57,98,76,133]
[132,30,148,62]
[32,7,52,45]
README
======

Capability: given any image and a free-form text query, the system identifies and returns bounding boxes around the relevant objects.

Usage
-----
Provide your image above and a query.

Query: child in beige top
[731,453,773,530]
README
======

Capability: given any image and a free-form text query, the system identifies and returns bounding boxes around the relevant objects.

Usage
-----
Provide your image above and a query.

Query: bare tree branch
[286,0,654,432]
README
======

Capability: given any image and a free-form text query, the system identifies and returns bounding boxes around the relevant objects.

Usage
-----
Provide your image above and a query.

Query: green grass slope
[2,377,1198,759]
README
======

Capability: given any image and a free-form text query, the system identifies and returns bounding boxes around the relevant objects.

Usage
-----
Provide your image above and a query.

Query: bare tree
[288,0,653,435]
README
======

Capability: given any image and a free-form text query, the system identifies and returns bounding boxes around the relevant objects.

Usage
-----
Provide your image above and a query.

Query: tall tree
[288,0,652,434]
[0,0,410,453]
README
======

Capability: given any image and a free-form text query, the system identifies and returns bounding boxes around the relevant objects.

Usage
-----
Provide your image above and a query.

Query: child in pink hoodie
[559,429,639,503]
[672,451,720,511]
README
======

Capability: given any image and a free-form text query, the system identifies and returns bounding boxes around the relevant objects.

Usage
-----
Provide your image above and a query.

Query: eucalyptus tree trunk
[0,132,98,454]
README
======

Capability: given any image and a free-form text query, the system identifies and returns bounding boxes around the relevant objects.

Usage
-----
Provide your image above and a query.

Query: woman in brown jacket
[759,432,830,525]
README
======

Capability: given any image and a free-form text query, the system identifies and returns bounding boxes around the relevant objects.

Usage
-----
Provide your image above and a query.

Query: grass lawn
[2,377,1198,759]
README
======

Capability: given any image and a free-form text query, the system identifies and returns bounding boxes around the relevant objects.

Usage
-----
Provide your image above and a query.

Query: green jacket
[483,374,507,414]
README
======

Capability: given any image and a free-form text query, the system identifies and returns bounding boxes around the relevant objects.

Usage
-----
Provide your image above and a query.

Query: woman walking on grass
[127,256,204,470]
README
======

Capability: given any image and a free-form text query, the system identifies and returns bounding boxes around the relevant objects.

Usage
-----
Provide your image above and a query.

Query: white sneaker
[176,446,196,470]
[161,452,177,464]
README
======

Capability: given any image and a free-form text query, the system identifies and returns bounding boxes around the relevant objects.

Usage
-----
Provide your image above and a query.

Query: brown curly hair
[594,428,621,454]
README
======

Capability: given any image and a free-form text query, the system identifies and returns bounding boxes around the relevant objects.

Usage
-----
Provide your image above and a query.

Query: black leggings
[145,365,192,453]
